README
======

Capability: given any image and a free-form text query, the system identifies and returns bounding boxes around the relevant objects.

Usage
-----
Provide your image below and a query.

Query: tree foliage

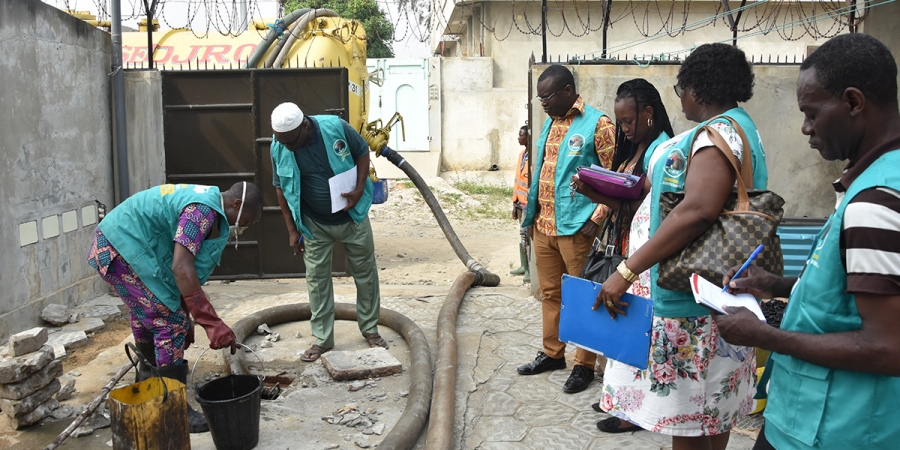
[283,0,395,58]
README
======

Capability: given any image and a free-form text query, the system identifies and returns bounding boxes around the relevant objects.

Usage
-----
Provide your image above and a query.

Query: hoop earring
[648,118,653,127]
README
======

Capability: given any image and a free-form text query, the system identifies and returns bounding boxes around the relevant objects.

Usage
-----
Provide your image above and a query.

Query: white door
[366,58,429,151]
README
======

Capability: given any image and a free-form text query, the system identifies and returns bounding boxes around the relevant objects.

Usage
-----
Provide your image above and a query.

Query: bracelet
[616,261,638,283]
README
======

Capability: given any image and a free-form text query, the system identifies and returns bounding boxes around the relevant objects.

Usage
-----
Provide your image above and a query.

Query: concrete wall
[438,1,838,90]
[439,57,529,173]
[0,0,114,341]
[528,63,843,219]
[864,2,900,97]
[433,0,846,195]
[124,70,166,191]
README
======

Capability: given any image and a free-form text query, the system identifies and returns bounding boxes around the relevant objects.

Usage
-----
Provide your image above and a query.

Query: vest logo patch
[663,149,687,179]
[159,184,189,196]
[333,139,349,160]
[567,134,585,155]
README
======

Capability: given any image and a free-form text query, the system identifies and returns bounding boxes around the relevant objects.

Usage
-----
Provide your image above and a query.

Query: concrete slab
[40,304,70,327]
[69,305,123,323]
[0,345,55,384]
[321,348,402,381]
[45,331,88,353]
[79,295,125,308]
[0,360,62,400]
[0,378,61,417]
[8,328,48,357]
[60,318,106,336]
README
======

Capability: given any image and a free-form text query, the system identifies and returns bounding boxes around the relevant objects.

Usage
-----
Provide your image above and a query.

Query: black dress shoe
[517,351,566,375]
[562,365,594,393]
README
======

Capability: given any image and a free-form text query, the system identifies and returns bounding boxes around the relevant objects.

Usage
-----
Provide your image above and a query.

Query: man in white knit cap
[269,102,386,361]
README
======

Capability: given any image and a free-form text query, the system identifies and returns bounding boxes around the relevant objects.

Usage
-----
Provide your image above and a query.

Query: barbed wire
[49,0,878,50]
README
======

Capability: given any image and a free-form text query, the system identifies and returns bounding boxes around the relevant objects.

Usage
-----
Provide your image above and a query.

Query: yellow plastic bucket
[109,377,190,449]
[108,344,190,450]
[751,366,767,415]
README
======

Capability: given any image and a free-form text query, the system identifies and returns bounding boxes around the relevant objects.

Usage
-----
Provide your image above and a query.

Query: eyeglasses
[536,86,566,103]
[673,84,685,98]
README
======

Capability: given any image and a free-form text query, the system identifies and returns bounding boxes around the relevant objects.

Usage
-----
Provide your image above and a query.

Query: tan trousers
[533,228,598,368]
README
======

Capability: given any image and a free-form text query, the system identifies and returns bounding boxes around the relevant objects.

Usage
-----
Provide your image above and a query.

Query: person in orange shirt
[510,124,531,283]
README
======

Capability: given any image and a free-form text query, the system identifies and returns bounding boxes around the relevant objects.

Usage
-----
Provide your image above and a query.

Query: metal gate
[162,68,350,279]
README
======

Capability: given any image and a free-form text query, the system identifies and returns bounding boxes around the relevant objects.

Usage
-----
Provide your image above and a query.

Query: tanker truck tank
[269,15,369,132]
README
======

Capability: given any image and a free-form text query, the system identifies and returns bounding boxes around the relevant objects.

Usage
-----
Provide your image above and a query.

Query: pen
[294,235,304,256]
[723,244,764,292]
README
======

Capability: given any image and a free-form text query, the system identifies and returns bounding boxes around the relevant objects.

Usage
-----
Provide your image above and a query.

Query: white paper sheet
[328,166,358,213]
[690,273,766,321]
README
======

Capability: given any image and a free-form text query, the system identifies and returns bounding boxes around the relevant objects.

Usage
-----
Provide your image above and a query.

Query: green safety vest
[522,105,607,235]
[271,115,373,240]
[764,149,900,449]
[98,184,229,312]
[646,108,768,317]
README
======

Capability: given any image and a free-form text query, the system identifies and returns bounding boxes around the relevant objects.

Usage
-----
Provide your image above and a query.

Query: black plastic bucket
[195,375,262,450]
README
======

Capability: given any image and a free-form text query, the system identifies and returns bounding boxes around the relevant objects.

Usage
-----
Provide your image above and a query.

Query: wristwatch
[616,261,638,283]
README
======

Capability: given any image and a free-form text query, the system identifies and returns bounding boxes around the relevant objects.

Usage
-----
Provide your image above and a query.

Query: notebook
[689,273,766,321]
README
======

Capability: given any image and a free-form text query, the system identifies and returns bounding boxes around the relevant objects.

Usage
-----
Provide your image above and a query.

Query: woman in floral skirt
[595,43,767,450]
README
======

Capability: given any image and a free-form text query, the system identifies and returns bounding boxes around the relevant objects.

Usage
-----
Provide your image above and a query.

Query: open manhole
[261,375,293,400]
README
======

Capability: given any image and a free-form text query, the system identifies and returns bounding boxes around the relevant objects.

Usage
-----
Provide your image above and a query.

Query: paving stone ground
[450,287,760,450]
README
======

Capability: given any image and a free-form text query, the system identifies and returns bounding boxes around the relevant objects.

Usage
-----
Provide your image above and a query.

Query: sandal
[596,417,642,433]
[300,344,332,362]
[365,333,389,349]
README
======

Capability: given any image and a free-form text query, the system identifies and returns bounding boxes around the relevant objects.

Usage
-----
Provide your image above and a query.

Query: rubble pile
[0,327,69,429]
[321,404,386,437]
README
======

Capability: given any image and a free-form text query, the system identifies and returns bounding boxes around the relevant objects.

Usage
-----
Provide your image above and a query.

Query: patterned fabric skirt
[87,230,191,366]
[600,314,756,437]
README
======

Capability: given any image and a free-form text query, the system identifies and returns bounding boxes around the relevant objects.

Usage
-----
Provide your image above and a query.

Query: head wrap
[271,102,304,133]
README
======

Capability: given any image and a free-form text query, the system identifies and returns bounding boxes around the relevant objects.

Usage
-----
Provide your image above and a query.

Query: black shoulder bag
[579,201,631,283]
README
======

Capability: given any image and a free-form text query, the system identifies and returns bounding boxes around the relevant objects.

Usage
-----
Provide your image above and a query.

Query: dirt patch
[62,319,131,373]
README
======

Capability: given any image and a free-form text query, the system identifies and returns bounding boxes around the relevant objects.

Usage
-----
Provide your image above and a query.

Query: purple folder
[576,166,645,199]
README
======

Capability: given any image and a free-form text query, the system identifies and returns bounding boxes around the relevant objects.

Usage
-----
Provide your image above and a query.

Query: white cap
[271,102,304,133]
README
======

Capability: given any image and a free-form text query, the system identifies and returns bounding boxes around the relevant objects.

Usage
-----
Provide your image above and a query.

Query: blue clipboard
[559,274,654,369]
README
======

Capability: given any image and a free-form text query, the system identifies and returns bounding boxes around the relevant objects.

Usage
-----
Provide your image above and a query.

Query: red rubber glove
[180,296,196,347]
[182,289,237,354]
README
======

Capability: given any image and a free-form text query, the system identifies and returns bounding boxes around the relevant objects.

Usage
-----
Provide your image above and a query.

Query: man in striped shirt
[713,34,900,450]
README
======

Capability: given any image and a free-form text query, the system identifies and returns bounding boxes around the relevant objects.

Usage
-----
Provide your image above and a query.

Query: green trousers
[303,216,381,348]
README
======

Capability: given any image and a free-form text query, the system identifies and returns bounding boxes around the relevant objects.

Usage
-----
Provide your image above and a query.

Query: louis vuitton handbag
[657,117,784,291]
[580,202,631,283]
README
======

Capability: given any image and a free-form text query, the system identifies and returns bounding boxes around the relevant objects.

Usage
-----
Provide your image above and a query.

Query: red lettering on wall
[171,46,202,65]
[233,44,258,65]
[130,47,148,64]
[200,45,231,64]
[154,46,176,64]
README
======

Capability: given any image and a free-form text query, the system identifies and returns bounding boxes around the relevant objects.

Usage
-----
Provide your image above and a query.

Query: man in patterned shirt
[87,182,263,432]
[715,34,900,450]
[518,65,616,394]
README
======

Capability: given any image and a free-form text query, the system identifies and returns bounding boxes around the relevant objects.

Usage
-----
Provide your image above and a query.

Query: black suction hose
[243,8,310,69]
[379,146,500,287]
[225,303,433,450]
